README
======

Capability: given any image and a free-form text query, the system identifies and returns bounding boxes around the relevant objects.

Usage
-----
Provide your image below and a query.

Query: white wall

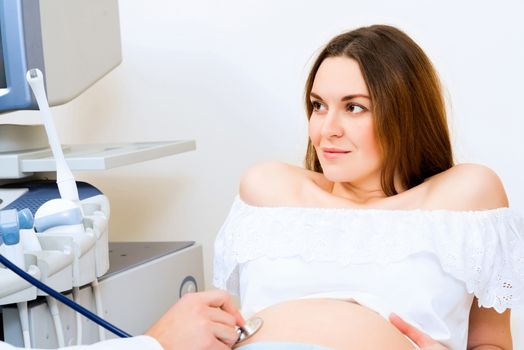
[6,0,524,342]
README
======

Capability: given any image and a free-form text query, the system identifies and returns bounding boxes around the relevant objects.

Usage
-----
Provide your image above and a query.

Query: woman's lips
[322,148,351,160]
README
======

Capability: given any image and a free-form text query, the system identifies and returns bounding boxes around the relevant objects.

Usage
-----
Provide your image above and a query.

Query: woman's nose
[320,111,344,138]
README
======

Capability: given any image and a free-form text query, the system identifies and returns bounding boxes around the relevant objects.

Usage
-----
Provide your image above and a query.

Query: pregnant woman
[214,25,523,350]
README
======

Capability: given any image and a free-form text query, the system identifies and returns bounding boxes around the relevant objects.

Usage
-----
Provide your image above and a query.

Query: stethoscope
[235,316,264,345]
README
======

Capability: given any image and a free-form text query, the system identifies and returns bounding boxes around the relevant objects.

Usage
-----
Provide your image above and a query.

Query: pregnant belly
[235,299,415,350]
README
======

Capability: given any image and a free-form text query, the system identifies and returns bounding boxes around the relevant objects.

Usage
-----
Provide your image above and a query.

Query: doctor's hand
[146,290,245,350]
[389,313,449,350]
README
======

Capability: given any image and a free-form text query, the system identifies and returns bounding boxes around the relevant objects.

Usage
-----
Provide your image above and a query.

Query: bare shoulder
[425,163,508,211]
[239,161,316,207]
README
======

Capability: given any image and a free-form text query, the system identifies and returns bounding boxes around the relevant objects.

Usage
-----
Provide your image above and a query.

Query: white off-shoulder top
[213,195,524,350]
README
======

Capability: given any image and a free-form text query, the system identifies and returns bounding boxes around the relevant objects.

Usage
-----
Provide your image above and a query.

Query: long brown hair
[304,25,453,196]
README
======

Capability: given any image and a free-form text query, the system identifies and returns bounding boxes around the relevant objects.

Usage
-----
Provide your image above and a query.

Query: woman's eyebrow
[310,92,370,101]
[310,92,324,101]
[341,94,370,101]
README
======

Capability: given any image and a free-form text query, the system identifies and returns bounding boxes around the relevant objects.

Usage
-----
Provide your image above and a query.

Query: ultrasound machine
[0,1,203,347]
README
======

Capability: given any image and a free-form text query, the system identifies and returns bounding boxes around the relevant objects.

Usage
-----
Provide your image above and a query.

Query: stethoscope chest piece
[235,316,264,344]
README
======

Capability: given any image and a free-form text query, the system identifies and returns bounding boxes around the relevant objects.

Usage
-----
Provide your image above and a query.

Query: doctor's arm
[0,290,244,350]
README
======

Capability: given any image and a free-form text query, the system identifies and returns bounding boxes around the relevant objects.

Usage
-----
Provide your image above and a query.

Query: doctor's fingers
[207,306,238,327]
[192,333,234,350]
[199,290,245,327]
[206,307,241,347]
[209,321,240,348]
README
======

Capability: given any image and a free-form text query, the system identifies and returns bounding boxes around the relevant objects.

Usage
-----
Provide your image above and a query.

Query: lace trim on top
[213,196,524,313]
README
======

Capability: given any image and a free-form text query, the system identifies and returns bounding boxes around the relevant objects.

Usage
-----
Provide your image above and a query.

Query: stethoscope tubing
[0,254,131,338]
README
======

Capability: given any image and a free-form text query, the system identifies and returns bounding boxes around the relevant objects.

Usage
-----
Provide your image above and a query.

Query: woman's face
[308,57,382,187]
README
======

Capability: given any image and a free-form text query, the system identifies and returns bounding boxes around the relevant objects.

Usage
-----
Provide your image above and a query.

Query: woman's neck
[330,175,406,206]
[331,182,385,205]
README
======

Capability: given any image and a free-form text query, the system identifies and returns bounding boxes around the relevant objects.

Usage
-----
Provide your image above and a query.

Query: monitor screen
[0,0,121,113]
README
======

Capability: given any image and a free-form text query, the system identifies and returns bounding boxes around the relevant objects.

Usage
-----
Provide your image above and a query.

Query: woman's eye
[311,101,326,112]
[347,103,366,113]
